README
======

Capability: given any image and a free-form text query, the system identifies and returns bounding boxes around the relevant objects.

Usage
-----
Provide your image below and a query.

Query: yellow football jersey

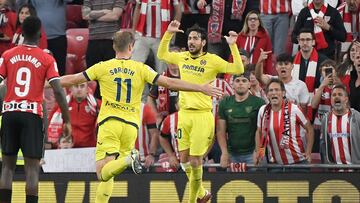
[84,59,159,128]
[158,32,244,110]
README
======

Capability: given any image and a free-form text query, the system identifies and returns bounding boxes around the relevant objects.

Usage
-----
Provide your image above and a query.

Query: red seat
[66,28,89,74]
[66,4,88,29]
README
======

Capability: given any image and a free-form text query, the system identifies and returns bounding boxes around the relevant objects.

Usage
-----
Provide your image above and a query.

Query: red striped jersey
[0,45,59,117]
[212,78,234,119]
[327,111,352,164]
[135,103,157,161]
[257,103,309,164]
[160,112,180,159]
[260,0,291,15]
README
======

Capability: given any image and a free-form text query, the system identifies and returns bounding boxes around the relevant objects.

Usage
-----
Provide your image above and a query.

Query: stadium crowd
[0,0,360,202]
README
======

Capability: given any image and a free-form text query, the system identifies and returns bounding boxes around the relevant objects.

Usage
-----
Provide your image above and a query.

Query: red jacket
[48,94,101,148]
[236,27,273,74]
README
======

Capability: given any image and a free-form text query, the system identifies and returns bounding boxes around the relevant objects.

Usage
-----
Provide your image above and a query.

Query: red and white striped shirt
[160,112,180,159]
[327,112,352,164]
[260,0,291,15]
[257,103,308,164]
[136,104,157,161]
[212,78,234,119]
[136,0,179,38]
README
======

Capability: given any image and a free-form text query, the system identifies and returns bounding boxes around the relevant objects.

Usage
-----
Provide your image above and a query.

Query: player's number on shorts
[114,78,132,103]
[15,67,31,97]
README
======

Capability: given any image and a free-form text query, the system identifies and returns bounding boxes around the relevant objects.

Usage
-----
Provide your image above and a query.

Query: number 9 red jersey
[0,45,59,117]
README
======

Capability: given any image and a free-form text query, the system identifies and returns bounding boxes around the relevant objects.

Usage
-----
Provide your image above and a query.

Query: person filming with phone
[311,59,342,152]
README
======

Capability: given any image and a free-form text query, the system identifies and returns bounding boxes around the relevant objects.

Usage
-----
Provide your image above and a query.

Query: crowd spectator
[292,29,327,103]
[47,82,100,149]
[82,0,124,99]
[292,0,346,59]
[206,0,250,60]
[337,40,360,91]
[17,0,71,76]
[135,103,160,169]
[147,47,180,125]
[11,4,47,49]
[320,84,360,165]
[350,51,360,111]
[236,10,273,74]
[255,79,314,171]
[131,0,181,74]
[174,0,211,50]
[337,0,360,54]
[255,51,310,112]
[217,71,265,168]
[159,110,180,171]
[0,0,16,56]
[259,0,290,56]
[246,64,268,103]
[311,59,341,152]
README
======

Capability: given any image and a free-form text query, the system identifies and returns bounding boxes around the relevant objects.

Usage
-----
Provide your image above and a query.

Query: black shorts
[1,112,44,159]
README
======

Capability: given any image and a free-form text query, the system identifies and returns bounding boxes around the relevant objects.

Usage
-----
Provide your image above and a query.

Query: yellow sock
[189,166,203,203]
[181,163,206,199]
[95,178,114,203]
[181,162,192,179]
[101,156,131,181]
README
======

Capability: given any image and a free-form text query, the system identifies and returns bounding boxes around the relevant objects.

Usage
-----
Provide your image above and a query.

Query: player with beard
[255,78,314,171]
[217,70,265,169]
[255,51,310,113]
[320,84,360,165]
[157,21,244,203]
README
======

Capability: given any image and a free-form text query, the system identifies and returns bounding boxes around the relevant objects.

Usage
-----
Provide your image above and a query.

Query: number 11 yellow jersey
[84,59,159,128]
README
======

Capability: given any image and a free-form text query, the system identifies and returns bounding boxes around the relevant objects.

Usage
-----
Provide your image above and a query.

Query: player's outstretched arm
[59,72,88,87]
[156,75,223,97]
[157,20,183,64]
[49,79,72,138]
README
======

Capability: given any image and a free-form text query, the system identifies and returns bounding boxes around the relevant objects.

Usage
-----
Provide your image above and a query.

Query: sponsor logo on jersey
[181,64,205,73]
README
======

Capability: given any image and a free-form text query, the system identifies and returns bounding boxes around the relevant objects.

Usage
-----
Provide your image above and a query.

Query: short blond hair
[113,30,135,52]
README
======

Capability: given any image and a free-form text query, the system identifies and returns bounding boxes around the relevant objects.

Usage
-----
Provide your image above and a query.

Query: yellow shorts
[95,119,138,161]
[177,110,214,156]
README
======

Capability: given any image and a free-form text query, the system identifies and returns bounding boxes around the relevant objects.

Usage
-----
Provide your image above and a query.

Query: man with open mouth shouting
[320,84,360,166]
[255,78,314,172]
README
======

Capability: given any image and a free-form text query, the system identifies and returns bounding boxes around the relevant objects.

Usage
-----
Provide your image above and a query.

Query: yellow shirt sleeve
[157,31,182,64]
[84,62,103,81]
[213,43,244,74]
[142,64,160,85]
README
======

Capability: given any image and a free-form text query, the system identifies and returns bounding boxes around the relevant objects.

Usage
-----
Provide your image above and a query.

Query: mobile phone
[325,68,332,76]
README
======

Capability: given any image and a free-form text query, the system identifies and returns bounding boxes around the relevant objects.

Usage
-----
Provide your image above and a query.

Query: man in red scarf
[292,0,346,59]
[292,29,328,121]
[255,78,314,171]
